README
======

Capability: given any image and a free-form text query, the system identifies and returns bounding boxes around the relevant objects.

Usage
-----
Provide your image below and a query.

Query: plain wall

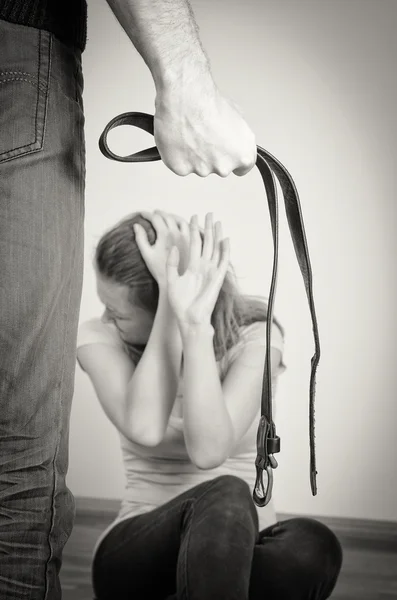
[68,0,397,521]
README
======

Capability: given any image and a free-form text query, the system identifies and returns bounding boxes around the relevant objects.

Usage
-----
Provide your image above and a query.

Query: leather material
[98,112,320,505]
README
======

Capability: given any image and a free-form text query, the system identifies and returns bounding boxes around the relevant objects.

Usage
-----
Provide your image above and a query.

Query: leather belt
[98,112,321,507]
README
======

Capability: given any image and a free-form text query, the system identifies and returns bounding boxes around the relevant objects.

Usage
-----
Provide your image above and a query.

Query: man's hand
[154,80,257,178]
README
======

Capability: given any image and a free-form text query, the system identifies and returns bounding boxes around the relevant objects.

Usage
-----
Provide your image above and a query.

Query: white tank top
[77,316,286,557]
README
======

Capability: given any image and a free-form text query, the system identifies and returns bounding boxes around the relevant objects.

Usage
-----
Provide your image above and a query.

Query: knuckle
[216,165,232,178]
[172,164,191,177]
[153,218,167,235]
[152,213,163,227]
[165,216,177,230]
[240,151,256,167]
[195,168,211,178]
[163,156,191,176]
[233,160,255,176]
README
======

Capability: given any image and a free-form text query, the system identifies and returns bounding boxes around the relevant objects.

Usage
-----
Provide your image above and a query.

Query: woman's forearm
[105,0,212,91]
[180,324,234,469]
[125,289,182,445]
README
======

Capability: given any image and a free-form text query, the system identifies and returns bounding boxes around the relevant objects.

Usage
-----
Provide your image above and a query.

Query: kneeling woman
[77,210,342,600]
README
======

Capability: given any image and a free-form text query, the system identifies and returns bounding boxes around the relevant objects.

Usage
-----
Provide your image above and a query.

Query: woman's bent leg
[93,475,258,600]
[249,517,343,600]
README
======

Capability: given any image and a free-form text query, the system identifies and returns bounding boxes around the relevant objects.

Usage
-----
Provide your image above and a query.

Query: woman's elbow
[126,422,165,448]
[195,457,225,470]
[189,432,235,470]
[136,432,163,448]
[191,447,231,470]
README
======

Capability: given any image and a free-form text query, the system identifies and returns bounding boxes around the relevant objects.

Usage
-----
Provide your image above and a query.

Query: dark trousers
[0,19,85,599]
[93,475,343,600]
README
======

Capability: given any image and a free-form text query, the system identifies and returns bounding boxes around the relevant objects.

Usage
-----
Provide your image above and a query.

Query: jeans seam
[34,31,42,152]
[41,29,72,599]
[96,479,220,563]
[43,177,79,600]
[0,70,48,93]
[178,478,254,600]
[179,500,195,600]
[0,70,36,76]
[0,77,39,87]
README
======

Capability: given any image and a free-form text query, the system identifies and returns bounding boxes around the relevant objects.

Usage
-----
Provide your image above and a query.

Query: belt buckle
[253,415,279,507]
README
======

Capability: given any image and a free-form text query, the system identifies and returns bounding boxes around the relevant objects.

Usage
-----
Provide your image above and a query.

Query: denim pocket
[0,25,51,164]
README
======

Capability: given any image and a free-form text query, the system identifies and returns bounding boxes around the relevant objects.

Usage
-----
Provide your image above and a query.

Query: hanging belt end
[310,469,318,496]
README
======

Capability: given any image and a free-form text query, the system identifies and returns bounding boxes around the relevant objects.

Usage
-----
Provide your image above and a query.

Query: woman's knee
[208,475,253,508]
[200,475,257,524]
[211,474,251,495]
[191,476,257,560]
[284,518,343,589]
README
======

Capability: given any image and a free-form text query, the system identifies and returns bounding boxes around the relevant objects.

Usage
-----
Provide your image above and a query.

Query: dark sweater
[0,0,88,52]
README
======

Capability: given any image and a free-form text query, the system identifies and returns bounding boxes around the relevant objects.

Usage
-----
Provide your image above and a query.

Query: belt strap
[98,111,321,506]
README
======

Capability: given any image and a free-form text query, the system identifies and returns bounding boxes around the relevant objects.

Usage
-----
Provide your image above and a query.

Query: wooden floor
[60,507,397,600]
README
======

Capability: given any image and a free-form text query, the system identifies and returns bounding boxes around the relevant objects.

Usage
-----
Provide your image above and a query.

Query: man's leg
[0,20,85,599]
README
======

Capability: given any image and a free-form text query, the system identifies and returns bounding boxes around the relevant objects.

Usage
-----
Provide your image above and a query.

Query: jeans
[0,19,85,599]
[92,475,343,600]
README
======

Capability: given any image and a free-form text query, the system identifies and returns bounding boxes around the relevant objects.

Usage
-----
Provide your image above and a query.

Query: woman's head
[95,213,158,348]
[94,211,283,366]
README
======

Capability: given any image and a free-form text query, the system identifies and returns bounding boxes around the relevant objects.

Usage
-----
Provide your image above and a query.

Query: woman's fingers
[218,238,230,278]
[164,212,190,233]
[211,238,230,293]
[139,210,153,222]
[166,246,180,284]
[139,210,169,242]
[141,210,188,234]
[158,211,191,246]
[133,223,151,258]
[211,221,223,266]
[195,236,230,312]
[188,214,202,269]
[137,211,227,282]
[179,218,190,242]
[201,213,214,260]
[151,212,170,239]
[186,212,226,270]
[141,210,190,250]
[154,210,180,237]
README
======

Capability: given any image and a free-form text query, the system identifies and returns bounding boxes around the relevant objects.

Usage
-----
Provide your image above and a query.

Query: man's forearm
[105,0,256,177]
[105,0,212,90]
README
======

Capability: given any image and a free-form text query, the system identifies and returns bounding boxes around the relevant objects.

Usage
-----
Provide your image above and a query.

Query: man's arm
[105,0,257,177]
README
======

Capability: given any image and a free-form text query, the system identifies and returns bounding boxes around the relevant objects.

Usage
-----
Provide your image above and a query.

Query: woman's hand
[133,210,190,288]
[166,213,230,329]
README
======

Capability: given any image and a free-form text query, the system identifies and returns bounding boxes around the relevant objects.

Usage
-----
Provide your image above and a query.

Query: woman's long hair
[95,212,284,366]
